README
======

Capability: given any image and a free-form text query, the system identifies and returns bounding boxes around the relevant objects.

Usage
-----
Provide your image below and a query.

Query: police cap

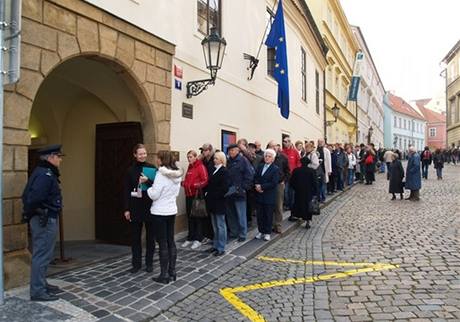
[37,144,65,156]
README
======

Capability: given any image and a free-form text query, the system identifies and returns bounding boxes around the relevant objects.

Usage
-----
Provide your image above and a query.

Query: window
[449,98,455,125]
[394,116,397,127]
[398,117,401,128]
[315,70,320,114]
[197,0,221,35]
[429,128,436,137]
[301,47,307,101]
[403,119,406,129]
[266,7,275,78]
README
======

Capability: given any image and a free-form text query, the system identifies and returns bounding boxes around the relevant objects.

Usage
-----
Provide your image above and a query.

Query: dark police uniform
[22,145,63,301]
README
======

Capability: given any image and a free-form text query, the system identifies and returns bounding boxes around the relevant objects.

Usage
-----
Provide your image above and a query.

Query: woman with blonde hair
[205,151,229,256]
[148,151,183,284]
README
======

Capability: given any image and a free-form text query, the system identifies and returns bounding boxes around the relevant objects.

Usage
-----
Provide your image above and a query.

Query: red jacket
[182,159,209,197]
[282,148,301,173]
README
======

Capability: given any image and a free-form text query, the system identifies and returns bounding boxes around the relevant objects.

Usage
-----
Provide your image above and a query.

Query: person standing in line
[267,141,290,234]
[254,140,264,158]
[226,144,254,242]
[317,139,331,203]
[334,144,347,191]
[124,144,157,273]
[328,144,337,194]
[290,157,318,229]
[432,148,445,180]
[346,146,357,186]
[148,151,183,284]
[383,148,394,180]
[182,150,209,250]
[22,145,64,302]
[295,140,306,158]
[205,152,229,256]
[389,153,404,200]
[358,143,366,183]
[254,149,280,241]
[405,146,422,201]
[282,136,301,217]
[364,146,376,185]
[198,143,216,242]
[421,146,432,179]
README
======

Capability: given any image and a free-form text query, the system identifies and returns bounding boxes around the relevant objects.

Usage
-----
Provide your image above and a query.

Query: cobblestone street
[155,164,460,322]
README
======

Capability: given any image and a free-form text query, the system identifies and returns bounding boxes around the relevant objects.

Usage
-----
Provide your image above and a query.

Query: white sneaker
[202,237,211,245]
[255,232,263,239]
[263,234,271,241]
[181,240,192,248]
[191,241,202,250]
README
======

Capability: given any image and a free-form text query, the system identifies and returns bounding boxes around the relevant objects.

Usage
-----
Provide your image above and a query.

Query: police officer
[22,144,63,301]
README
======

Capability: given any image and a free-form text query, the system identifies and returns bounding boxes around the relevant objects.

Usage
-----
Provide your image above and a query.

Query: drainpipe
[323,70,327,143]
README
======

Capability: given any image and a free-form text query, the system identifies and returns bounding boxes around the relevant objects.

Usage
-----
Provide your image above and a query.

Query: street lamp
[326,103,340,127]
[186,27,227,98]
[367,126,373,144]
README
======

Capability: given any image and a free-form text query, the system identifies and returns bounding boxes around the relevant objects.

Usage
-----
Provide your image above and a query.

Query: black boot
[400,193,403,200]
[152,247,170,284]
[168,245,177,282]
[391,194,396,200]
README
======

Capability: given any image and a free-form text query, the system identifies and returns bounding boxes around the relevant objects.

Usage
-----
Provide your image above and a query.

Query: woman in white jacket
[147,151,183,284]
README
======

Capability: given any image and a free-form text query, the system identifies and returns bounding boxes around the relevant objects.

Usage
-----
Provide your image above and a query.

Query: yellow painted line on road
[220,256,399,322]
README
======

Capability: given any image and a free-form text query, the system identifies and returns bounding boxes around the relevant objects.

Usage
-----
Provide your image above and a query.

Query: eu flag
[265,0,290,119]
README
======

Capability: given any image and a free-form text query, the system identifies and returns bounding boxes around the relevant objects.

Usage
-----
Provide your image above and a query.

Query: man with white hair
[405,145,422,201]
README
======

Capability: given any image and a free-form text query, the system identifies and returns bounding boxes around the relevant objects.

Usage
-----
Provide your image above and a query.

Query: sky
[340,0,460,101]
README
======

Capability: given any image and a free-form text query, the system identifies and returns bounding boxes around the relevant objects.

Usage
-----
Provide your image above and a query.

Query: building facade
[351,26,385,147]
[384,93,426,151]
[2,0,328,287]
[305,0,359,144]
[414,99,447,149]
[442,40,460,147]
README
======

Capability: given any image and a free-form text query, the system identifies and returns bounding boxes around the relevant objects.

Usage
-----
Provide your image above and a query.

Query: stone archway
[2,0,175,289]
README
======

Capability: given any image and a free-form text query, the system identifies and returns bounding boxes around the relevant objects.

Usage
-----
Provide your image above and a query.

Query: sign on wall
[221,130,236,154]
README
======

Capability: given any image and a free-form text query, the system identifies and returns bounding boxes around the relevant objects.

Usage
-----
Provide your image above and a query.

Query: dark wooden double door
[95,122,143,245]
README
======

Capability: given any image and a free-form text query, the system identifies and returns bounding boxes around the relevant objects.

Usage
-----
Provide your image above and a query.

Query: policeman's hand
[124,211,131,221]
[139,174,148,184]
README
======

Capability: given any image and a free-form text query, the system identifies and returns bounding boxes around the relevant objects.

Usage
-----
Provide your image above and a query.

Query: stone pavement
[155,164,460,321]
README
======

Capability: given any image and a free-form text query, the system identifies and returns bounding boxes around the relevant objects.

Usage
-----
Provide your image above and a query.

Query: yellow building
[442,40,460,147]
[305,0,359,143]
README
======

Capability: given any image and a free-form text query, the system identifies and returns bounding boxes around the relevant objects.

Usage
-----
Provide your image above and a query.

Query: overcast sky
[340,0,460,101]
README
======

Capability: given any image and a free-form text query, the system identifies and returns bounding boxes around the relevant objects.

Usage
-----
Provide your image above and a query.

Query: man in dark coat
[405,146,422,201]
[22,145,64,302]
[254,149,280,241]
[389,153,404,200]
[289,157,317,229]
[421,146,432,179]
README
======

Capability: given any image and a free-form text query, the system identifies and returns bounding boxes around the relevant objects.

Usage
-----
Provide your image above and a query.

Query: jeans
[256,203,275,235]
[347,169,355,186]
[210,213,227,252]
[336,169,344,190]
[185,196,203,242]
[226,199,247,239]
[152,215,176,276]
[30,216,58,297]
[436,167,443,179]
[379,162,386,173]
[386,162,391,180]
[283,182,294,209]
[319,180,327,202]
[131,221,155,268]
[422,163,429,179]
[273,182,285,230]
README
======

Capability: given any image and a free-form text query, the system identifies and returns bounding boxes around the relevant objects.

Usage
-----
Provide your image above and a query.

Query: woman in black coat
[289,157,317,229]
[124,144,157,273]
[389,152,404,200]
[204,152,229,256]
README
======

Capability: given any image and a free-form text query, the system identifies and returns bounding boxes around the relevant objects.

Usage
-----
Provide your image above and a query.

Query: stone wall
[2,0,174,289]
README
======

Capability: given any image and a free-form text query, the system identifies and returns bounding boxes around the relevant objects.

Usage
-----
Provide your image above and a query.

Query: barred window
[266,7,275,78]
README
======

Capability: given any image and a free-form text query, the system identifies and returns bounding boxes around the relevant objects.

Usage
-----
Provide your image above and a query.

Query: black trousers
[131,221,155,268]
[185,196,204,241]
[327,173,336,193]
[256,203,275,235]
[152,215,177,275]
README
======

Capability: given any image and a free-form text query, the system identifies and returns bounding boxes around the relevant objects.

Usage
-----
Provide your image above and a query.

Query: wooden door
[95,122,143,245]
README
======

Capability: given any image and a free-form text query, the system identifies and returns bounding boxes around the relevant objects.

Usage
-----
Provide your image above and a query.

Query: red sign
[174,65,183,79]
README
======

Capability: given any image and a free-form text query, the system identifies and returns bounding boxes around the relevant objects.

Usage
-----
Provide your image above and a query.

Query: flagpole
[255,0,278,60]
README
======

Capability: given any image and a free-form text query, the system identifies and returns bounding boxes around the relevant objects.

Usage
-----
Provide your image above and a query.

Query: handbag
[309,197,320,216]
[190,189,208,218]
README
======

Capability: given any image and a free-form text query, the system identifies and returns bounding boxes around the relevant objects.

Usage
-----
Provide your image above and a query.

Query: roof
[442,39,460,63]
[414,99,446,124]
[386,93,425,120]
[298,0,328,56]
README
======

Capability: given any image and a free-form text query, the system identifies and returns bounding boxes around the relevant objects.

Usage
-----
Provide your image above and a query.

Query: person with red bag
[364,146,376,185]
[182,150,209,250]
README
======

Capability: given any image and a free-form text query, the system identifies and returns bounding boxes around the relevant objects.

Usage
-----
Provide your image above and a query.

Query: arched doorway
[28,55,151,245]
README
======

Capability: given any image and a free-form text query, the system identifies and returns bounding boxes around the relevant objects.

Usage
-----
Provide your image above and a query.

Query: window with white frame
[429,128,436,137]
[197,0,221,35]
[394,116,397,127]
[301,47,307,102]
[315,70,320,114]
[398,117,401,128]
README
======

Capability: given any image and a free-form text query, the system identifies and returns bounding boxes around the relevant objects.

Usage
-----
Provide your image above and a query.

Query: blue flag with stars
[265,0,289,119]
